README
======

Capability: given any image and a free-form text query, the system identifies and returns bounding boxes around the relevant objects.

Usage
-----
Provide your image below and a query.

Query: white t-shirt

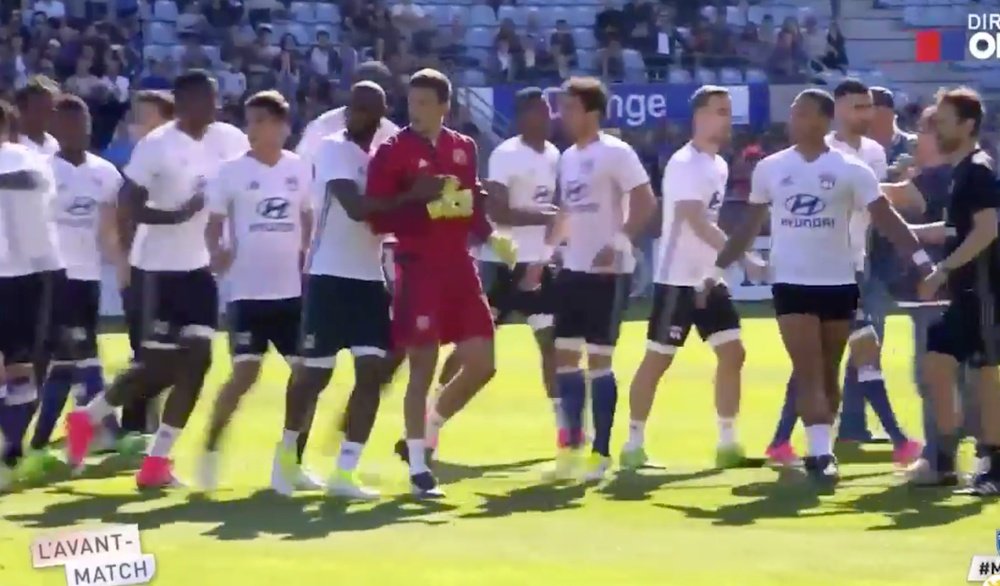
[825,132,888,271]
[309,130,384,281]
[0,143,61,277]
[656,142,728,286]
[478,136,559,263]
[208,151,312,300]
[558,133,650,274]
[18,133,59,156]
[51,154,122,281]
[749,147,882,286]
[296,107,399,166]
[125,121,249,271]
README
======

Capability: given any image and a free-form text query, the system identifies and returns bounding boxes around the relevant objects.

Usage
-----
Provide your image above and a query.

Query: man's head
[346,81,387,139]
[14,75,57,136]
[558,76,607,140]
[52,94,91,152]
[131,90,174,141]
[789,89,834,145]
[690,85,732,145]
[833,78,873,136]
[316,29,330,47]
[244,90,290,151]
[514,86,550,140]
[407,68,451,134]
[355,61,393,91]
[934,86,984,155]
[915,105,941,166]
[869,86,896,134]
[173,69,217,129]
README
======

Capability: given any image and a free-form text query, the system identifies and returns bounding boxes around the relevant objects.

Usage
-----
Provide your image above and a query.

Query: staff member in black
[912,87,1000,494]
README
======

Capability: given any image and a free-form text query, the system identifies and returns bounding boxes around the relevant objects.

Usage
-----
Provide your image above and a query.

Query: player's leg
[549,270,589,478]
[697,285,746,468]
[816,317,852,484]
[838,281,890,443]
[582,273,631,481]
[766,377,801,466]
[970,362,1000,494]
[120,278,158,436]
[622,284,691,469]
[526,264,563,444]
[846,321,921,466]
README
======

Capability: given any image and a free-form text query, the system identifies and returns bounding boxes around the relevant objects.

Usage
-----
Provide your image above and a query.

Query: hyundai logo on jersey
[781,194,833,229]
[66,196,97,216]
[250,197,295,232]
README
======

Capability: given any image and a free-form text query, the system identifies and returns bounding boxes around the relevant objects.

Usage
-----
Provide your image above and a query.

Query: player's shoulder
[215,151,251,174]
[858,136,885,155]
[443,126,476,148]
[207,121,248,143]
[83,152,119,174]
[2,142,49,169]
[378,116,400,133]
[969,149,996,173]
[756,147,795,170]
[314,106,347,126]
[139,120,176,145]
[597,131,634,153]
[280,149,311,171]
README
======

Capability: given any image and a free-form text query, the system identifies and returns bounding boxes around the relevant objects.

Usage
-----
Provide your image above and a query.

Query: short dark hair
[15,75,57,107]
[54,94,89,115]
[244,90,290,120]
[690,85,730,112]
[936,86,984,136]
[562,76,608,115]
[409,68,452,104]
[0,99,13,134]
[833,78,869,99]
[135,90,174,119]
[799,88,835,119]
[515,86,545,113]
[173,69,215,95]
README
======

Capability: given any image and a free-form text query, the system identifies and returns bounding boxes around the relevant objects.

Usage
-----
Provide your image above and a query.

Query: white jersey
[478,137,559,263]
[309,130,384,281]
[558,133,650,274]
[0,143,61,276]
[18,133,59,156]
[124,121,249,271]
[208,151,312,301]
[656,142,728,286]
[750,147,881,286]
[825,132,888,271]
[296,107,399,165]
[51,153,122,281]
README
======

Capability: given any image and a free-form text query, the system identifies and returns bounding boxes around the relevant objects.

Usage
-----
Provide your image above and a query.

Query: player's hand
[918,265,946,301]
[210,248,234,275]
[180,193,205,219]
[742,252,767,282]
[519,262,545,291]
[408,175,446,204]
[591,245,621,271]
[489,233,518,269]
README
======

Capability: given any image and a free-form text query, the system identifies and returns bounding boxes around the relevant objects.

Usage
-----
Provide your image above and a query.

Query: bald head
[355,61,392,90]
[346,81,387,140]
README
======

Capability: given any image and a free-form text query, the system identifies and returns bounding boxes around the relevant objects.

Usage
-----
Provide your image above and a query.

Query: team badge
[819,173,836,190]
[453,149,467,165]
[582,159,594,173]
[285,176,299,191]
[248,181,260,190]
[780,175,794,187]
[416,315,430,331]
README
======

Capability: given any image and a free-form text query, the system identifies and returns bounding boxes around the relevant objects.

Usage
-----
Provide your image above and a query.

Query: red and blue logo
[914,29,969,62]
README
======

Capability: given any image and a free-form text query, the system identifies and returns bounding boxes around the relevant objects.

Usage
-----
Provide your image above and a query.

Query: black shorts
[553,270,631,351]
[227,297,301,361]
[132,267,219,348]
[51,278,100,362]
[646,283,741,353]
[0,270,62,366]
[299,275,391,367]
[771,283,859,322]
[480,261,556,329]
[927,292,1000,367]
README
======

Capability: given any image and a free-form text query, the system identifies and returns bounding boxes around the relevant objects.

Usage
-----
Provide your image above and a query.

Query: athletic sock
[805,424,833,457]
[625,420,645,450]
[717,417,737,447]
[280,429,299,451]
[856,366,907,444]
[839,365,869,438]
[936,433,959,473]
[425,408,446,448]
[84,394,116,423]
[147,424,181,458]
[75,362,105,403]
[556,369,586,448]
[2,378,39,466]
[406,438,429,475]
[336,441,364,473]
[31,364,74,450]
[551,397,565,431]
[770,377,798,447]
[589,370,617,458]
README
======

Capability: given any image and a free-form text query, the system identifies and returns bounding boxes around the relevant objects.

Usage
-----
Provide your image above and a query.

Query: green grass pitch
[1,314,997,585]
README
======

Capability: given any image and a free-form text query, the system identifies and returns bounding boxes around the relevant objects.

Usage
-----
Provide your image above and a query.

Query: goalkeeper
[365,69,531,497]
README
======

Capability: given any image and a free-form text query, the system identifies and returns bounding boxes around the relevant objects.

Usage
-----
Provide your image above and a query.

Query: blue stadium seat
[468,5,497,27]
[694,67,717,84]
[144,45,170,63]
[438,5,463,26]
[153,0,178,21]
[311,24,337,42]
[622,48,644,71]
[568,6,597,28]
[467,47,490,66]
[314,2,340,24]
[573,28,597,50]
[148,21,176,45]
[725,5,746,25]
[290,2,315,23]
[541,6,569,28]
[460,69,487,85]
[719,67,743,84]
[668,68,692,83]
[745,68,768,83]
[285,23,310,45]
[202,45,221,66]
[465,27,494,48]
[498,5,527,27]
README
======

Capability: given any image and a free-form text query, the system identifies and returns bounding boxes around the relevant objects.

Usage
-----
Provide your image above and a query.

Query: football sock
[280,429,299,451]
[770,377,798,447]
[31,364,74,450]
[2,377,38,466]
[805,424,833,457]
[84,394,116,422]
[857,366,907,445]
[336,441,363,472]
[76,361,105,403]
[406,438,429,475]
[936,433,959,473]
[839,365,869,437]
[148,424,181,458]
[556,369,586,448]
[717,417,737,447]
[425,408,446,448]
[551,397,565,431]
[625,420,645,450]
[589,370,617,458]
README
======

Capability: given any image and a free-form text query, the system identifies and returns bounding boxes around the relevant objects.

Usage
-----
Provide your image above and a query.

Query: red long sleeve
[365,137,428,235]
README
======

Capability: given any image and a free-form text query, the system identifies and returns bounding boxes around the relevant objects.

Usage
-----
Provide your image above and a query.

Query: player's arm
[483,150,556,226]
[908,221,948,244]
[713,163,770,271]
[204,170,234,274]
[97,168,128,283]
[937,165,1000,272]
[879,179,926,213]
[619,147,657,245]
[0,168,47,190]
[861,164,932,273]
[121,139,202,225]
[365,139,439,234]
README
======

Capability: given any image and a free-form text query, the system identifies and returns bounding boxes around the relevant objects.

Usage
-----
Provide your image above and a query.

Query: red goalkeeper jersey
[365,126,491,262]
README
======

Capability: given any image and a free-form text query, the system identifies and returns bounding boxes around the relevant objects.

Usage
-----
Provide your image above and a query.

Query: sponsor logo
[453,149,467,165]
[285,176,299,191]
[819,173,837,190]
[784,193,826,217]
[66,196,97,217]
[256,197,291,220]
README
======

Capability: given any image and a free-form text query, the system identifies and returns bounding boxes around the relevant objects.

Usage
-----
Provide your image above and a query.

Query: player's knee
[6,363,33,382]
[848,336,880,368]
[465,351,496,384]
[715,341,745,370]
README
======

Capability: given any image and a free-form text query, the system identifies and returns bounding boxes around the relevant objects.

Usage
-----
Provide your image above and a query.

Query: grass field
[1,314,998,586]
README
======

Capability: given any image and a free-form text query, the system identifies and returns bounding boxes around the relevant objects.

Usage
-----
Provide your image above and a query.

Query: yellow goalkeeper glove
[489,233,518,269]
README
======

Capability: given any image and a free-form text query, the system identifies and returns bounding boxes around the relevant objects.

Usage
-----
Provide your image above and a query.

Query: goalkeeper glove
[489,233,518,269]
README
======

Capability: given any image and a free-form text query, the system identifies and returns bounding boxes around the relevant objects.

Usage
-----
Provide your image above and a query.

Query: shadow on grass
[833,442,898,465]
[433,458,549,483]
[460,481,589,519]
[599,468,725,502]
[845,481,986,531]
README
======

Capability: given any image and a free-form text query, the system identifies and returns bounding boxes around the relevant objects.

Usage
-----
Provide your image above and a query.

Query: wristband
[912,249,931,266]
[613,232,632,253]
